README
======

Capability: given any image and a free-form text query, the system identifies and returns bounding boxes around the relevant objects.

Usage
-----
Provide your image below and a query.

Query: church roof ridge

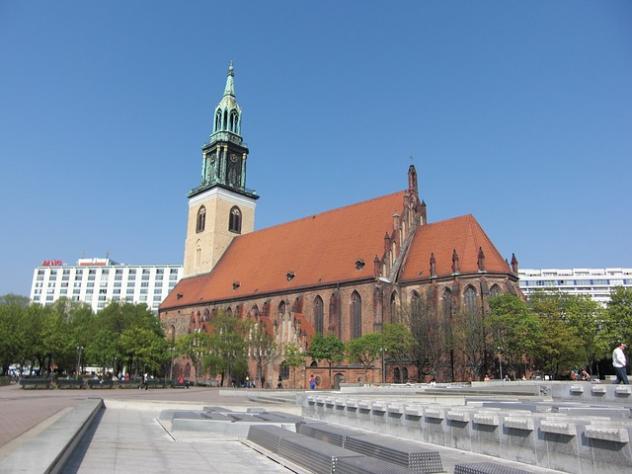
[232,189,407,240]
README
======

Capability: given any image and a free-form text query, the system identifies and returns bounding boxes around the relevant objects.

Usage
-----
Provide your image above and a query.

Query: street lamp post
[76,345,84,378]
[380,347,386,384]
[169,347,176,381]
[497,347,503,380]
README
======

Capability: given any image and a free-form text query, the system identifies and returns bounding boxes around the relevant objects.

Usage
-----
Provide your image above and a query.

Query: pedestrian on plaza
[309,374,316,390]
[612,342,629,384]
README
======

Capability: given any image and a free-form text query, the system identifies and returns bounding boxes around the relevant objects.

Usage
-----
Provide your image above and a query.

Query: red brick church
[159,65,521,387]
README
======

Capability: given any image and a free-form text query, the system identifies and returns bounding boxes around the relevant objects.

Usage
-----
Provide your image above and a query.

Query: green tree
[487,294,542,378]
[0,295,29,374]
[599,287,632,353]
[204,312,250,386]
[346,333,381,383]
[284,343,305,388]
[120,326,169,375]
[248,321,277,387]
[308,334,344,389]
[528,291,584,378]
[176,332,212,383]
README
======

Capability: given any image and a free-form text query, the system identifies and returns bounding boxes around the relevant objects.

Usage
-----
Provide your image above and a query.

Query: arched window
[215,110,222,132]
[442,288,452,320]
[278,301,286,316]
[464,286,477,315]
[402,367,409,383]
[226,307,233,317]
[351,291,362,339]
[230,110,239,133]
[280,361,290,380]
[313,296,324,335]
[223,109,228,130]
[329,295,341,339]
[490,284,502,298]
[229,206,242,233]
[250,305,260,318]
[390,292,399,322]
[169,325,176,343]
[196,206,206,233]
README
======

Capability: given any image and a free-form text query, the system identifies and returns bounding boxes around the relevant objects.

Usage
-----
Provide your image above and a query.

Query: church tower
[183,63,258,277]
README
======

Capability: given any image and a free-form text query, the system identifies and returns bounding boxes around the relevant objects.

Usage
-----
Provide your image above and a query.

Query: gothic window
[329,295,341,339]
[229,206,242,233]
[169,325,176,343]
[278,301,286,316]
[390,292,399,322]
[280,361,290,380]
[313,296,324,336]
[223,109,228,130]
[226,307,233,317]
[215,110,222,132]
[230,110,239,133]
[196,206,206,233]
[442,288,452,320]
[490,284,502,298]
[464,286,477,315]
[351,291,362,339]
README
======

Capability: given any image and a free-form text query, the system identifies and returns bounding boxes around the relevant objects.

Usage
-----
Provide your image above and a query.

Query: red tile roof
[161,191,406,310]
[400,214,511,281]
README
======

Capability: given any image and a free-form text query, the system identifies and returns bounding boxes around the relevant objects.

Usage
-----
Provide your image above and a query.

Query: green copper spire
[224,60,235,97]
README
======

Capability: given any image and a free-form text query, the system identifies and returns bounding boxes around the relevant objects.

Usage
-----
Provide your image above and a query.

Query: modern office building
[30,258,183,313]
[518,268,632,305]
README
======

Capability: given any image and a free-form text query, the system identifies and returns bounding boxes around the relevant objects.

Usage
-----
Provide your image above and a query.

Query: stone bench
[87,379,114,389]
[19,377,52,389]
[57,378,85,389]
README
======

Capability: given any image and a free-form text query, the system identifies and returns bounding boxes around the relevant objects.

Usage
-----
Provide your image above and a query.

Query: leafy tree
[176,332,212,383]
[528,291,584,378]
[452,310,487,380]
[0,296,29,374]
[382,323,415,362]
[487,294,542,378]
[120,326,169,375]
[284,343,305,388]
[248,321,277,387]
[599,287,632,353]
[204,312,250,386]
[308,334,344,388]
[346,333,381,383]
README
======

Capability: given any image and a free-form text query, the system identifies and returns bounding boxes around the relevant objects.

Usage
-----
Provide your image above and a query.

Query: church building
[159,65,521,387]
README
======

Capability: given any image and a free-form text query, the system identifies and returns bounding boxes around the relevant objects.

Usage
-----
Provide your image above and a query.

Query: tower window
[196,206,206,233]
[229,206,242,233]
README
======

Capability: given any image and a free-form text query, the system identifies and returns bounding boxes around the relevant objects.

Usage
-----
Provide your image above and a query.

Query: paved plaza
[1,382,631,473]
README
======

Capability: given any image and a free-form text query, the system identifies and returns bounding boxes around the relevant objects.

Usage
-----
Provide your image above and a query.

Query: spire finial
[224,61,235,96]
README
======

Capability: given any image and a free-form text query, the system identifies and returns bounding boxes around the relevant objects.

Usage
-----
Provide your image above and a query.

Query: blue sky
[1,1,631,295]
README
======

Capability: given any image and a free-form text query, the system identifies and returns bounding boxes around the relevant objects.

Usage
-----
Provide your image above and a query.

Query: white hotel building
[518,268,632,306]
[30,258,183,313]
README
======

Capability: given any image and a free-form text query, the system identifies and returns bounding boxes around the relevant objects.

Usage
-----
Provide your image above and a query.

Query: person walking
[612,342,629,384]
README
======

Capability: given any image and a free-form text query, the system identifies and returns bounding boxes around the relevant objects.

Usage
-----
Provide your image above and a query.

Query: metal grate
[298,422,362,447]
[277,433,363,474]
[454,462,530,474]
[344,433,443,473]
[336,455,410,474]
[246,424,291,454]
